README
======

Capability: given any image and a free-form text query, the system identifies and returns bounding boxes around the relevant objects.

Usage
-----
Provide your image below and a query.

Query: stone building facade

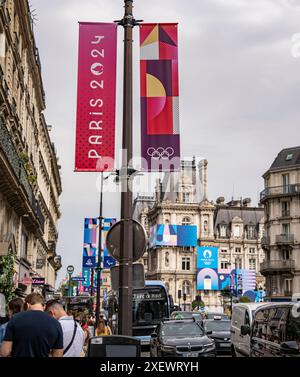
[260,146,300,301]
[134,159,265,312]
[0,0,62,299]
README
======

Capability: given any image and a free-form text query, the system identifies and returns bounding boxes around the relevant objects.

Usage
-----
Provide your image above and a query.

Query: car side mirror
[280,341,299,355]
[241,325,250,336]
[151,333,158,338]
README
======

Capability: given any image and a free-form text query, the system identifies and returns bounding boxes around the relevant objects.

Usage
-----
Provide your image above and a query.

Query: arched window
[182,216,191,226]
[182,280,191,295]
[165,252,169,267]
[203,220,208,234]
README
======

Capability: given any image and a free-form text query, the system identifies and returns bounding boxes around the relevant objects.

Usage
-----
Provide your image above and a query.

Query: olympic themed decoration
[82,218,98,269]
[149,224,197,247]
[196,246,257,293]
[75,23,117,172]
[140,23,181,172]
[102,218,117,269]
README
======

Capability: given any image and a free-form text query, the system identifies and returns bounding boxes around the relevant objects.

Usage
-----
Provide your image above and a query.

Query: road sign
[110,263,145,291]
[67,265,74,274]
[106,219,147,263]
[71,277,85,282]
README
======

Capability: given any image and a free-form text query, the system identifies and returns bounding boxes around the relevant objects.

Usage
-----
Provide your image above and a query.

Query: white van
[230,302,270,357]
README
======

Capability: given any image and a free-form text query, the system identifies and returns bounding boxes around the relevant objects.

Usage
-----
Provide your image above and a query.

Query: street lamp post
[66,265,74,312]
[115,0,142,336]
[95,172,104,329]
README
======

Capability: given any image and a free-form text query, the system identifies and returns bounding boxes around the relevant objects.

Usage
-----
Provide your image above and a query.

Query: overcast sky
[30,0,300,284]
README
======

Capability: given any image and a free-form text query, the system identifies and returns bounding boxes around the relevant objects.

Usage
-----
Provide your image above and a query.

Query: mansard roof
[268,146,300,173]
[214,206,264,230]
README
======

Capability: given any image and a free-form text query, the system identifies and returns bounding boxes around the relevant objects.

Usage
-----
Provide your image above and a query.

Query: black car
[203,319,231,355]
[150,319,215,357]
[248,302,300,357]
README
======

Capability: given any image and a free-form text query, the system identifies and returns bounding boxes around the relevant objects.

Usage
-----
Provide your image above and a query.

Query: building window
[182,257,190,271]
[182,192,190,203]
[203,220,209,235]
[282,223,290,235]
[285,279,292,294]
[182,216,191,226]
[182,246,192,251]
[143,258,148,267]
[220,249,227,253]
[247,225,255,239]
[235,247,241,254]
[21,231,28,259]
[282,201,290,217]
[165,252,169,267]
[249,259,256,270]
[233,225,241,237]
[282,248,292,260]
[182,280,191,295]
[282,174,289,192]
[220,224,227,238]
[249,248,256,254]
[221,261,231,269]
[235,258,242,269]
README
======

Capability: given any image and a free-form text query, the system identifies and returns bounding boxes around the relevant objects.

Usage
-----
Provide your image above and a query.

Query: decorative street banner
[82,218,98,269]
[140,23,180,171]
[75,22,117,172]
[102,218,117,269]
[149,224,197,247]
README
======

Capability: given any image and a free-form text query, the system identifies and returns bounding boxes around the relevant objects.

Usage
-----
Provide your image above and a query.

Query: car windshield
[205,320,231,332]
[161,323,204,337]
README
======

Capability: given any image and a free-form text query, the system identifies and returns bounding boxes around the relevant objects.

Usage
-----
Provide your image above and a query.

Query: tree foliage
[0,251,16,303]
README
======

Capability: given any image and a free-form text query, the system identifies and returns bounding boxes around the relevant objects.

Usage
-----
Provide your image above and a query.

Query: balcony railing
[260,260,295,274]
[0,121,45,231]
[261,235,270,246]
[260,184,300,202]
[276,234,294,244]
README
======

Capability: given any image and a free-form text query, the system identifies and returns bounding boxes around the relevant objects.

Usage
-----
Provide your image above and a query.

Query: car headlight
[161,345,176,352]
[202,343,215,351]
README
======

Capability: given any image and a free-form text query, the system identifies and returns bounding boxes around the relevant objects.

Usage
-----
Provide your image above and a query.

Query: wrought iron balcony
[0,121,45,231]
[261,235,270,247]
[260,184,300,202]
[260,260,295,274]
[276,234,294,245]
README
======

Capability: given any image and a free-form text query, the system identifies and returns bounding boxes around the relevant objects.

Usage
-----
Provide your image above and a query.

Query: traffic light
[178,289,181,300]
[183,293,187,302]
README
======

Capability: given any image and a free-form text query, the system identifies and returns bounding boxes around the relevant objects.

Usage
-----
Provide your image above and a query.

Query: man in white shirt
[45,300,85,357]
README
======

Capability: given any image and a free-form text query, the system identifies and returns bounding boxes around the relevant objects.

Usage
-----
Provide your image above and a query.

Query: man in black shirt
[0,293,63,357]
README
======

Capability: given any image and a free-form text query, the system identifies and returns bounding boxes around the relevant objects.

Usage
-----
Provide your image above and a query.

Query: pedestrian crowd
[0,293,112,357]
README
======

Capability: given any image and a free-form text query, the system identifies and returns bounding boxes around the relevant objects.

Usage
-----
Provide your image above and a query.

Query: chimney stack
[198,159,208,201]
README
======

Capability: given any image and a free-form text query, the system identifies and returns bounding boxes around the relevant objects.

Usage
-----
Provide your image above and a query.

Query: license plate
[219,343,230,347]
[183,353,198,357]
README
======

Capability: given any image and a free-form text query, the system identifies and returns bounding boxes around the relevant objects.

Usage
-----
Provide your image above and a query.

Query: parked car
[248,302,300,357]
[230,302,270,356]
[170,311,203,322]
[205,312,229,320]
[150,319,215,357]
[203,319,231,355]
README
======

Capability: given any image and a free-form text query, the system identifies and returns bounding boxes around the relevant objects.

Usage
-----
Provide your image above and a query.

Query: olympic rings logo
[147,147,175,160]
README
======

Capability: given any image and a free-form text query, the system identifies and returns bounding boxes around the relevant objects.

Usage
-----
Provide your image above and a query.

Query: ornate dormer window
[182,216,191,226]
[219,223,227,238]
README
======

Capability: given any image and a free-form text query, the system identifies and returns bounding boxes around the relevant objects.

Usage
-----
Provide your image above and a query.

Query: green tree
[0,251,16,303]
[192,299,205,310]
[239,296,252,303]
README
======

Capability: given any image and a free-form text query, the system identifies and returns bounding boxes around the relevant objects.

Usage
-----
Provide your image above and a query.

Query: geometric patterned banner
[140,23,180,171]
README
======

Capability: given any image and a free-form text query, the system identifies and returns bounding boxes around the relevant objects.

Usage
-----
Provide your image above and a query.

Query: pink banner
[75,23,117,172]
